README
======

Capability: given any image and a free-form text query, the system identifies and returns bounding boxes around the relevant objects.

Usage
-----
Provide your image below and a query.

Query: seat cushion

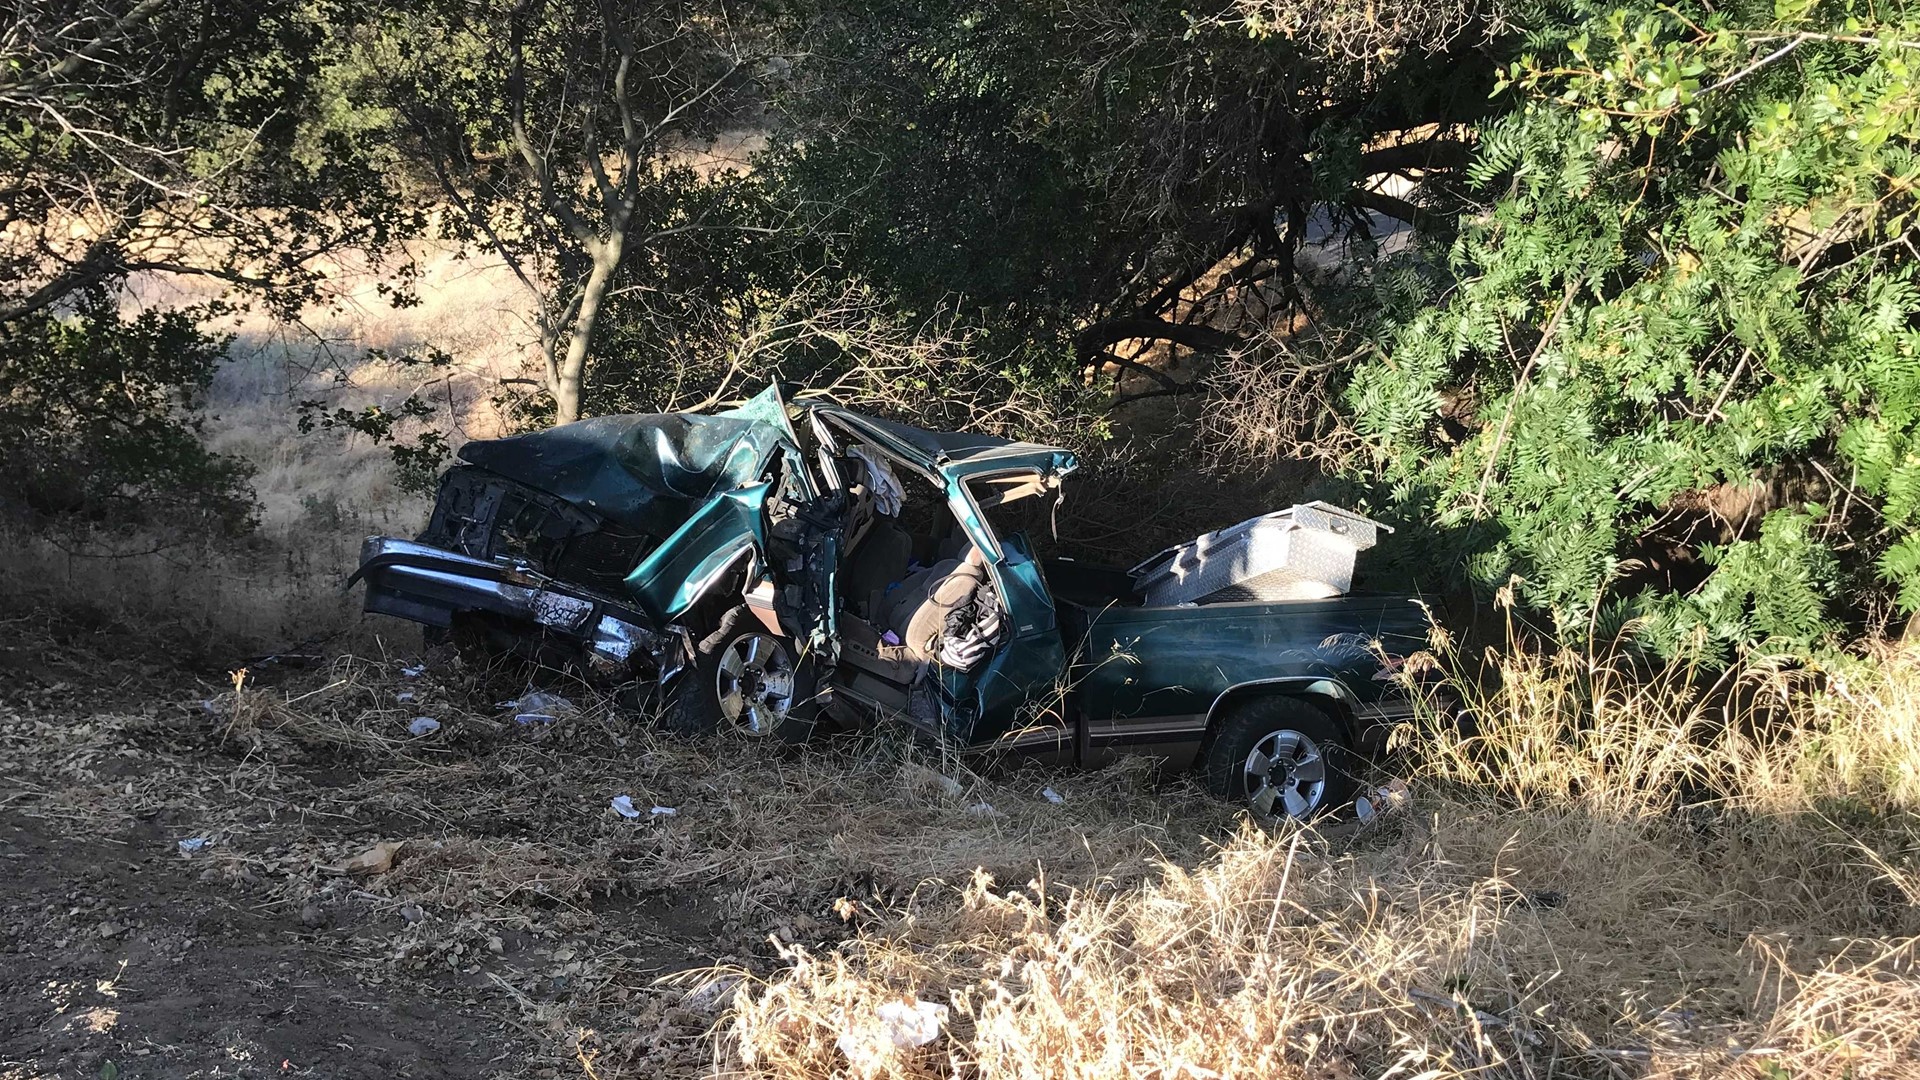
[840,517,914,617]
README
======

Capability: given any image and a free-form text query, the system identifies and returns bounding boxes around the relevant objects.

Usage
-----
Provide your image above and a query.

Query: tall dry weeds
[720,636,1920,1080]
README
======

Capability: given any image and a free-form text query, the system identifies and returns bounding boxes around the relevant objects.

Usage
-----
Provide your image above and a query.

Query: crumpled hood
[457,411,785,534]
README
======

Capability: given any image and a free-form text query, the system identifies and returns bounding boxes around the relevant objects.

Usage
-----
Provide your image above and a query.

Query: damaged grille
[421,466,656,590]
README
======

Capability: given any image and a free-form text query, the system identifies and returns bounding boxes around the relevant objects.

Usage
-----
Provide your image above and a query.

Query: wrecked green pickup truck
[352,386,1437,820]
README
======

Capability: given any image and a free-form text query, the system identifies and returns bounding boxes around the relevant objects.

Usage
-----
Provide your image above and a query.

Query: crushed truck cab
[353,385,1439,820]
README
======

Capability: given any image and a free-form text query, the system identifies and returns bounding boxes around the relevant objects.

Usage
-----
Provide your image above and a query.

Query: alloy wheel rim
[1242,728,1327,820]
[715,632,796,736]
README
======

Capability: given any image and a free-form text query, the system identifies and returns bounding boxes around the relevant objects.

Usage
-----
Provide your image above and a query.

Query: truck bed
[1055,578,1434,760]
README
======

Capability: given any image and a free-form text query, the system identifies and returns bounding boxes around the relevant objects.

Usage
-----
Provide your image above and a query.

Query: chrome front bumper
[349,537,684,679]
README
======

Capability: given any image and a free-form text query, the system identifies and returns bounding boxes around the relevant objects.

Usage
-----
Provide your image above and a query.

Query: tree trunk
[551,236,623,425]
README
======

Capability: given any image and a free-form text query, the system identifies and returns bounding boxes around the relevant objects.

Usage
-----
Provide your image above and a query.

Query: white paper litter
[650,805,677,817]
[407,716,441,736]
[502,690,575,716]
[836,999,949,1066]
[883,999,947,1046]
[1354,778,1411,823]
[610,795,642,819]
[395,690,416,702]
[1041,787,1065,805]
[400,664,426,678]
[177,836,210,855]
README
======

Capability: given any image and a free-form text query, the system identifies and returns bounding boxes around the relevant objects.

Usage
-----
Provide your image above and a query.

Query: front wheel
[668,607,819,744]
[1200,697,1357,822]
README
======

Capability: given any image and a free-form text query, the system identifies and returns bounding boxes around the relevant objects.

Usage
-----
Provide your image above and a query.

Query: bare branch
[0,0,169,98]
[508,0,595,245]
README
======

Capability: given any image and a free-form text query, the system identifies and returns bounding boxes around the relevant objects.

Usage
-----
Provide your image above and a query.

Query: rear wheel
[669,607,819,744]
[1201,697,1357,822]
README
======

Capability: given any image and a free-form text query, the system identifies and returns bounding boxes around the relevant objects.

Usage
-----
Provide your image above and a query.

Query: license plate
[531,591,594,631]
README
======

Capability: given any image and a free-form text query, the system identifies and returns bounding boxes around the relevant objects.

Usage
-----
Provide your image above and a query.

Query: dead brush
[717,634,1920,1080]
[1739,935,1920,1078]
[1404,643,1744,815]
[727,824,1562,1080]
[380,836,620,912]
[210,655,410,755]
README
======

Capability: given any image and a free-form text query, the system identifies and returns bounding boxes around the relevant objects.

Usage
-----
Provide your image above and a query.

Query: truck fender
[1201,677,1363,748]
[624,481,770,623]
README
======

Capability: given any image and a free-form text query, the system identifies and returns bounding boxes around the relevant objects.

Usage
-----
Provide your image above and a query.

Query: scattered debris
[610,795,642,819]
[835,997,951,1074]
[500,691,575,717]
[1354,778,1411,823]
[905,763,967,800]
[395,690,416,703]
[862,998,948,1052]
[400,664,427,678]
[683,974,740,1012]
[406,716,441,737]
[336,840,405,876]
[176,836,210,855]
[1494,886,1568,911]
[1041,787,1065,805]
[650,805,677,817]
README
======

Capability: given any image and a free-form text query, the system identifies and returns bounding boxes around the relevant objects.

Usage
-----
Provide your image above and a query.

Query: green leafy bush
[1339,0,1920,656]
[0,290,254,532]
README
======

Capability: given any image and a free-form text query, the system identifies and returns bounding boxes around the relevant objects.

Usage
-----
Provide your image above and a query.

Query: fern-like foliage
[1335,0,1920,658]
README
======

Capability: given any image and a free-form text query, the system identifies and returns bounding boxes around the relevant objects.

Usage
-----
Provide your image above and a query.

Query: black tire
[667,607,820,744]
[1201,696,1358,822]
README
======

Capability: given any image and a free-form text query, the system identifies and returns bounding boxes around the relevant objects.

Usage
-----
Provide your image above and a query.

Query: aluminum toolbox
[1128,502,1390,607]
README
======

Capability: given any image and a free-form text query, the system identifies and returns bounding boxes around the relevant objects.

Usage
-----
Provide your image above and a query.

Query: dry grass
[11,570,1920,1078]
[1,624,1243,1075]
[0,241,536,655]
[12,242,1920,1075]
[719,637,1920,1080]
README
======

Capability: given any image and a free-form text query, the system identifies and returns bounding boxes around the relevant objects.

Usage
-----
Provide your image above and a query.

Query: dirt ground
[0,610,1231,1080]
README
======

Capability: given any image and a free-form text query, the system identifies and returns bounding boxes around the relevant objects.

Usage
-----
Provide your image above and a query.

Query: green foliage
[0,290,254,531]
[1341,0,1920,656]
[0,1,417,321]
[0,1,418,531]
[763,0,1500,404]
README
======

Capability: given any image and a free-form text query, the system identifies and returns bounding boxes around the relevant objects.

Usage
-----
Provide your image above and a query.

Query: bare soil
[0,610,1230,1079]
[0,622,765,1079]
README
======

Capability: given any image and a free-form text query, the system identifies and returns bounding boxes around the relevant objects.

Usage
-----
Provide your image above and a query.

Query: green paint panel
[625,482,771,622]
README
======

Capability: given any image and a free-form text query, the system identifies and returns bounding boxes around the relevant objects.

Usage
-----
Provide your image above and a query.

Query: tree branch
[0,0,170,98]
[1101,345,1209,408]
[508,0,595,245]
[1076,317,1239,361]
[1358,138,1475,177]
[1355,188,1441,230]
